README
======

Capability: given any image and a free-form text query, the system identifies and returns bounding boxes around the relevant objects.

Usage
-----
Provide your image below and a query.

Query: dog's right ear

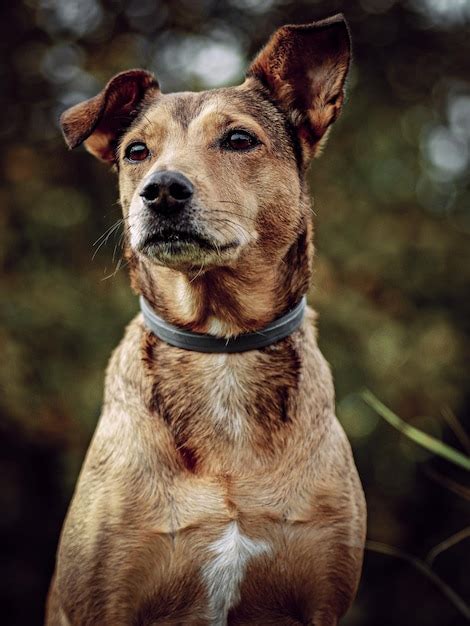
[60,69,159,163]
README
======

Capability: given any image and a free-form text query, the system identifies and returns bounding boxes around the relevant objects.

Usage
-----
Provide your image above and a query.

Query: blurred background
[1,0,470,624]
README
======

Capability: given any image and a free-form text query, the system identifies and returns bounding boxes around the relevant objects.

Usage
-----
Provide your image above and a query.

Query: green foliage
[362,390,470,471]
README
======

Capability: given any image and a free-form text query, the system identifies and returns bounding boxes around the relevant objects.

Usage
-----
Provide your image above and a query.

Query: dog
[46,14,366,626]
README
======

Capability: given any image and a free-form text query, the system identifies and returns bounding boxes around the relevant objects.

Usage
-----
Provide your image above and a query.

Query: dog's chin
[135,232,240,271]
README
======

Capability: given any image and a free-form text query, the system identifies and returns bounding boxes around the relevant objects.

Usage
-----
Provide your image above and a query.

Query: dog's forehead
[163,90,215,128]
[137,85,288,135]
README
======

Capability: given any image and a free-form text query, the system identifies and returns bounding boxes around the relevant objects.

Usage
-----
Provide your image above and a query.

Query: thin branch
[426,527,470,567]
[366,540,470,621]
[441,406,470,456]
[424,467,470,501]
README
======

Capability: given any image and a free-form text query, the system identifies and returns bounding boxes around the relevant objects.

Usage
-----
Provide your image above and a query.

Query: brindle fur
[47,14,366,626]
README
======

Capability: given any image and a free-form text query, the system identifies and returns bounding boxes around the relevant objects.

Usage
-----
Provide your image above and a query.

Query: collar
[139,295,306,353]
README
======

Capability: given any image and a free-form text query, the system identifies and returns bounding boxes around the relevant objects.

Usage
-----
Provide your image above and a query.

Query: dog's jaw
[127,210,313,338]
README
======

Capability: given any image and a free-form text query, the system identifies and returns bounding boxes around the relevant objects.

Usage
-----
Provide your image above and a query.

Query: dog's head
[61,15,350,313]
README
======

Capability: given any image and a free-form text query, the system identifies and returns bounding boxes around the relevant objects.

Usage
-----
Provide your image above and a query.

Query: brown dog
[46,14,366,626]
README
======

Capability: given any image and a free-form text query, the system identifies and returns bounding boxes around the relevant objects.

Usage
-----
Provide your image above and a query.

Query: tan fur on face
[119,85,306,336]
[60,58,318,339]
[48,14,365,626]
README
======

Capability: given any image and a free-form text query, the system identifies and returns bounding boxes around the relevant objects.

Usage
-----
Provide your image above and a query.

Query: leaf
[362,390,470,471]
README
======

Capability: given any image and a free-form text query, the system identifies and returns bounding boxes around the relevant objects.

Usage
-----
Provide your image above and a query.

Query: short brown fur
[47,14,366,626]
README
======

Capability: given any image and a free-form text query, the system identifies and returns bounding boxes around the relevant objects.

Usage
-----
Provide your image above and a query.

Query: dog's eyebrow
[193,109,270,140]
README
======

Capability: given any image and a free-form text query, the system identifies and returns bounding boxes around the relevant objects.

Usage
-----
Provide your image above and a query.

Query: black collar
[139,295,306,353]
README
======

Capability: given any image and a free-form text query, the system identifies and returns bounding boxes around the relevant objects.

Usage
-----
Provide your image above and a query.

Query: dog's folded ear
[60,69,159,163]
[247,14,351,157]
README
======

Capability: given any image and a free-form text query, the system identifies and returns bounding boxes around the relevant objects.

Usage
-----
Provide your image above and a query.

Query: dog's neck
[129,222,313,338]
[129,220,314,469]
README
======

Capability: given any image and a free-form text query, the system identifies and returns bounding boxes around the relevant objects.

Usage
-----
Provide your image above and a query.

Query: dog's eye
[125,142,150,162]
[223,130,258,151]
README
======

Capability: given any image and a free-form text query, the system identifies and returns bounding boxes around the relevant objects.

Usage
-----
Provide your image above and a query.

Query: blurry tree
[1,1,469,624]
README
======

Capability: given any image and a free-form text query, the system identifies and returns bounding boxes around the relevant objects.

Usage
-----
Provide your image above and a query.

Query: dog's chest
[128,478,295,625]
[151,345,300,474]
[116,472,338,626]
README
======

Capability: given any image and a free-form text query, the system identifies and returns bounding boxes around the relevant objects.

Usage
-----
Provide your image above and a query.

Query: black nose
[139,170,194,214]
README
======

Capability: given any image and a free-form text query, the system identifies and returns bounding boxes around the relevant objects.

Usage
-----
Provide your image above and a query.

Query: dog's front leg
[44,576,71,626]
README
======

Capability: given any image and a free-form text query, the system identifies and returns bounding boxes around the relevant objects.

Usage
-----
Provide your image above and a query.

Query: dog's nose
[139,170,194,214]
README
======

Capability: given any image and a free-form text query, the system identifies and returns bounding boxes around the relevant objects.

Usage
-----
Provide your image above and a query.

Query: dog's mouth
[138,229,239,256]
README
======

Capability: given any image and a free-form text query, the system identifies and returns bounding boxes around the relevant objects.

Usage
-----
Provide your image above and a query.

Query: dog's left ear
[247,14,351,158]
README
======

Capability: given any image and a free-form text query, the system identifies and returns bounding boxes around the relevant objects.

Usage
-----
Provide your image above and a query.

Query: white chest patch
[202,521,271,625]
